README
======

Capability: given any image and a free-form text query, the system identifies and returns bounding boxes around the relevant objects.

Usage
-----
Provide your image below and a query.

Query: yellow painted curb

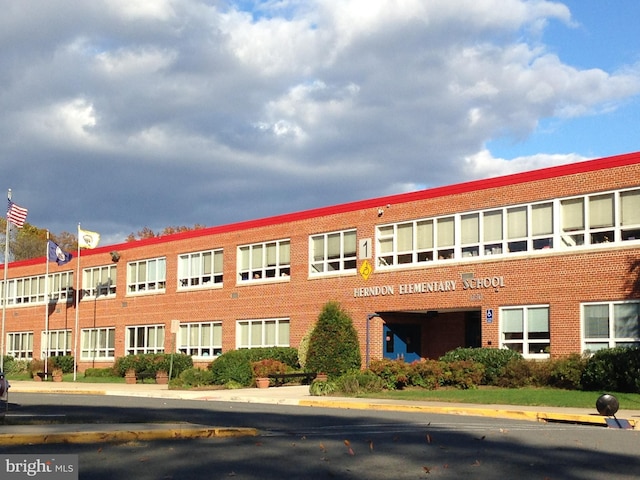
[299,399,636,427]
[0,425,258,445]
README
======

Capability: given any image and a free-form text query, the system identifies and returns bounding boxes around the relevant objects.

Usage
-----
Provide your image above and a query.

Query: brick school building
[2,151,640,371]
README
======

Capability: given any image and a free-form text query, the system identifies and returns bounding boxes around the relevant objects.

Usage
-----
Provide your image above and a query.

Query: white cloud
[0,0,638,241]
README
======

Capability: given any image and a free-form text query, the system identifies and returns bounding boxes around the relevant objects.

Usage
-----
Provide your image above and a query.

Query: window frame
[500,305,550,358]
[7,331,34,359]
[177,249,224,290]
[82,265,117,299]
[126,257,166,295]
[236,318,290,348]
[41,329,72,357]
[80,327,116,360]
[582,301,640,353]
[309,229,357,276]
[126,324,165,355]
[178,321,223,358]
[237,239,290,283]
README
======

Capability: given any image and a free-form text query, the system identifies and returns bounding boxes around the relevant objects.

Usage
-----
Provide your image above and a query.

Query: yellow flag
[78,228,100,249]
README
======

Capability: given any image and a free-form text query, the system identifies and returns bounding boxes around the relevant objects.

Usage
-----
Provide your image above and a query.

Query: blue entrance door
[383,324,421,362]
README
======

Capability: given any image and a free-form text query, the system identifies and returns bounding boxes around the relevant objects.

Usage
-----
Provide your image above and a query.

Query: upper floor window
[178,249,223,289]
[583,301,640,353]
[620,189,640,240]
[310,229,357,275]
[49,271,75,303]
[238,240,290,282]
[127,258,166,294]
[83,265,116,298]
[1,271,74,306]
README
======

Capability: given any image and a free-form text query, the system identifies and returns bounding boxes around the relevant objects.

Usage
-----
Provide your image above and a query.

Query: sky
[1,0,639,246]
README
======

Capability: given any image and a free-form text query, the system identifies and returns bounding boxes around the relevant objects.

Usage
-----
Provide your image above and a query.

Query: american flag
[7,199,28,228]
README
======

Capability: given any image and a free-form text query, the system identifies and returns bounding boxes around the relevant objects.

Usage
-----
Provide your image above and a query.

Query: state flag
[48,240,73,266]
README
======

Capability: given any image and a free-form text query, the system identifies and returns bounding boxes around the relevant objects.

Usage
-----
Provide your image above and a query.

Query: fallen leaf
[471,460,481,467]
[423,466,431,474]
[344,439,351,447]
[426,434,432,444]
[368,440,374,452]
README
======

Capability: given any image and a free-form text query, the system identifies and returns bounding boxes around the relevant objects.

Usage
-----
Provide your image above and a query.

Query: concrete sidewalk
[2,380,639,445]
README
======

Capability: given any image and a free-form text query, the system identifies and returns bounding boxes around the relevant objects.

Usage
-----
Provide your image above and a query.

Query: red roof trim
[5,151,640,269]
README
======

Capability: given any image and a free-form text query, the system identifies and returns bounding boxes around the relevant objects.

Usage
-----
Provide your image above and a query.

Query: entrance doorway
[383,324,421,362]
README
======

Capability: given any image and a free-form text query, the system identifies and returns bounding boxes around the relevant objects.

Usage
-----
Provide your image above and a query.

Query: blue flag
[48,240,73,266]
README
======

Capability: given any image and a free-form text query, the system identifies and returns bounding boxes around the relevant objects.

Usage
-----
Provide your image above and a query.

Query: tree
[305,301,361,378]
[126,224,206,241]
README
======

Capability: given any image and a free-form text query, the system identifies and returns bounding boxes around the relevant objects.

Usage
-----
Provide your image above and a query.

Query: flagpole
[44,231,50,379]
[73,223,81,381]
[0,189,11,372]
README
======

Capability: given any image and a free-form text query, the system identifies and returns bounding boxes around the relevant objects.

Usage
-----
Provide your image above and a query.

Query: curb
[0,424,258,445]
[299,399,638,428]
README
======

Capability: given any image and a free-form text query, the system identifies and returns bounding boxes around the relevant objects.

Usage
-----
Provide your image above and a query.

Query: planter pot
[315,374,328,382]
[125,375,137,385]
[256,377,270,389]
[53,375,63,382]
[155,373,169,385]
[33,373,44,382]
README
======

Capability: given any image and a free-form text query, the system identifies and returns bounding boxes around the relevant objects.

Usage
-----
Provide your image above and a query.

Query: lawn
[360,387,640,410]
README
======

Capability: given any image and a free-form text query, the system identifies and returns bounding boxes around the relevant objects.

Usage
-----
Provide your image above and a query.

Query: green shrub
[84,368,116,378]
[305,302,361,378]
[208,348,299,387]
[50,355,75,374]
[408,359,444,389]
[440,347,521,385]
[309,379,338,396]
[368,358,410,390]
[114,353,193,378]
[2,357,29,375]
[297,329,312,370]
[172,368,214,388]
[442,360,484,389]
[548,354,586,390]
[251,359,288,377]
[581,347,640,393]
[336,371,384,395]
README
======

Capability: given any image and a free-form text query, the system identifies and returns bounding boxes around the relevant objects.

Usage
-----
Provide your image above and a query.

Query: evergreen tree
[306,301,361,378]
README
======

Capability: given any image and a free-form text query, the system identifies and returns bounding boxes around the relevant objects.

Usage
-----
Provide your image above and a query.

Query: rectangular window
[50,271,74,303]
[7,331,33,359]
[460,213,479,257]
[436,216,454,260]
[561,197,585,246]
[501,305,550,357]
[178,249,223,289]
[41,329,72,357]
[238,240,290,282]
[126,325,165,354]
[237,318,290,348]
[507,206,527,252]
[83,265,117,298]
[178,322,222,357]
[531,202,553,249]
[81,328,116,360]
[589,193,614,244]
[127,258,166,294]
[620,189,640,241]
[482,210,503,255]
[310,229,357,275]
[583,301,640,352]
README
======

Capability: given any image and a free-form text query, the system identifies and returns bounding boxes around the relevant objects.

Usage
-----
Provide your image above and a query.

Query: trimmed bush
[305,302,361,379]
[209,347,299,387]
[1,356,29,376]
[440,347,521,385]
[114,353,193,378]
[368,358,411,390]
[50,355,75,374]
[84,368,116,378]
[442,360,484,389]
[336,371,384,395]
[172,368,214,388]
[408,359,444,390]
[548,354,586,390]
[581,347,640,393]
